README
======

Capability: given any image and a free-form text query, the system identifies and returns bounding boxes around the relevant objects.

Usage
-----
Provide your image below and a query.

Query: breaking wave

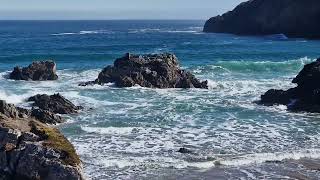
[128,27,202,34]
[51,30,113,36]
[191,57,313,74]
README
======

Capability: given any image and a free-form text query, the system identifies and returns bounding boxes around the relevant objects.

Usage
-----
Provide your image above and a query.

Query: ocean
[0,20,320,179]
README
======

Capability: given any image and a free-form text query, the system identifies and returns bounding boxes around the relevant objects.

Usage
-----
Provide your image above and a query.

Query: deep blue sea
[1,20,320,179]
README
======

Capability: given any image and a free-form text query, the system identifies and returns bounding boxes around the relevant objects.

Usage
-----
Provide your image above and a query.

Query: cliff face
[204,0,320,39]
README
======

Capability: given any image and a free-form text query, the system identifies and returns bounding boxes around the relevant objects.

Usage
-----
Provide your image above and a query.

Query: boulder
[28,94,82,114]
[0,103,84,180]
[259,58,320,112]
[9,61,58,81]
[80,53,208,89]
[292,58,320,89]
[203,0,320,39]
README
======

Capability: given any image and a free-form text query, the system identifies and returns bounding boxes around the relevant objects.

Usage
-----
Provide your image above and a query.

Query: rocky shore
[203,0,320,39]
[0,100,84,179]
[259,58,320,112]
[1,60,84,179]
[80,53,208,89]
[1,55,209,179]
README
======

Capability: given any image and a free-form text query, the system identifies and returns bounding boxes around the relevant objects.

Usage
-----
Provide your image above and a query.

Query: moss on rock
[29,120,81,166]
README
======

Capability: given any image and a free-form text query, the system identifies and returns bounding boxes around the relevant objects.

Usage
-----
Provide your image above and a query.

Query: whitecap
[51,30,113,36]
[81,126,139,135]
[0,91,30,104]
[0,71,10,79]
[221,149,320,166]
[51,32,77,36]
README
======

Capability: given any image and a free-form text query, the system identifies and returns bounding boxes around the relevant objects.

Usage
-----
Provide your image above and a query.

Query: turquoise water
[1,20,320,179]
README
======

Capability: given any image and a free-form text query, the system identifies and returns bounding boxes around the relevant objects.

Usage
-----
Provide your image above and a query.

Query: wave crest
[191,57,313,74]
[51,30,113,36]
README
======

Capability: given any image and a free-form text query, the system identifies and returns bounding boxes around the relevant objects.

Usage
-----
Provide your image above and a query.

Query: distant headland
[204,0,320,39]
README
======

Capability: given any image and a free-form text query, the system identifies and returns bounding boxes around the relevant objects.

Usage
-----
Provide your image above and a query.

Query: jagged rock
[0,100,29,119]
[28,94,82,114]
[204,0,320,39]
[0,103,84,180]
[9,61,58,81]
[80,53,208,89]
[31,108,64,125]
[259,58,320,112]
[0,100,63,125]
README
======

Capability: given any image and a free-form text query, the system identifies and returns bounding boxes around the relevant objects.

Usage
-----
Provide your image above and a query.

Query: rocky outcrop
[30,109,64,125]
[203,0,320,39]
[259,58,320,112]
[0,100,28,119]
[9,61,58,81]
[0,101,84,180]
[28,94,82,114]
[0,100,63,125]
[80,53,208,89]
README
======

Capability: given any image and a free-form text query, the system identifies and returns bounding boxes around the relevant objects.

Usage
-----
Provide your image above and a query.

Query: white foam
[81,126,138,135]
[84,149,320,171]
[0,90,31,104]
[166,30,198,33]
[221,149,320,166]
[0,71,10,80]
[51,30,113,36]
[97,156,215,169]
[52,32,77,36]
[128,28,201,34]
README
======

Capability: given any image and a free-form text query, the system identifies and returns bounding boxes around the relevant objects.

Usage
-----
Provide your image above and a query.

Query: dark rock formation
[259,58,320,112]
[0,101,84,180]
[28,94,82,114]
[30,108,64,125]
[80,53,208,89]
[0,100,64,125]
[177,148,193,154]
[0,100,28,119]
[204,0,320,39]
[9,61,58,81]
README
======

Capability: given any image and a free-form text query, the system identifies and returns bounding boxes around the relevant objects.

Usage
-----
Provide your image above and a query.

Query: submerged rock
[259,58,320,112]
[9,61,58,81]
[177,148,193,154]
[204,0,320,39]
[80,53,208,89]
[0,101,84,180]
[28,94,82,114]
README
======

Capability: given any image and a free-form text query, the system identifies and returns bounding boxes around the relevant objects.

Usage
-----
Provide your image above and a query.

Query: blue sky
[0,0,245,20]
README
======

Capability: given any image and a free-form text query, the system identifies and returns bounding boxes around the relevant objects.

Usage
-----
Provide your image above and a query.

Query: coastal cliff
[204,0,320,39]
